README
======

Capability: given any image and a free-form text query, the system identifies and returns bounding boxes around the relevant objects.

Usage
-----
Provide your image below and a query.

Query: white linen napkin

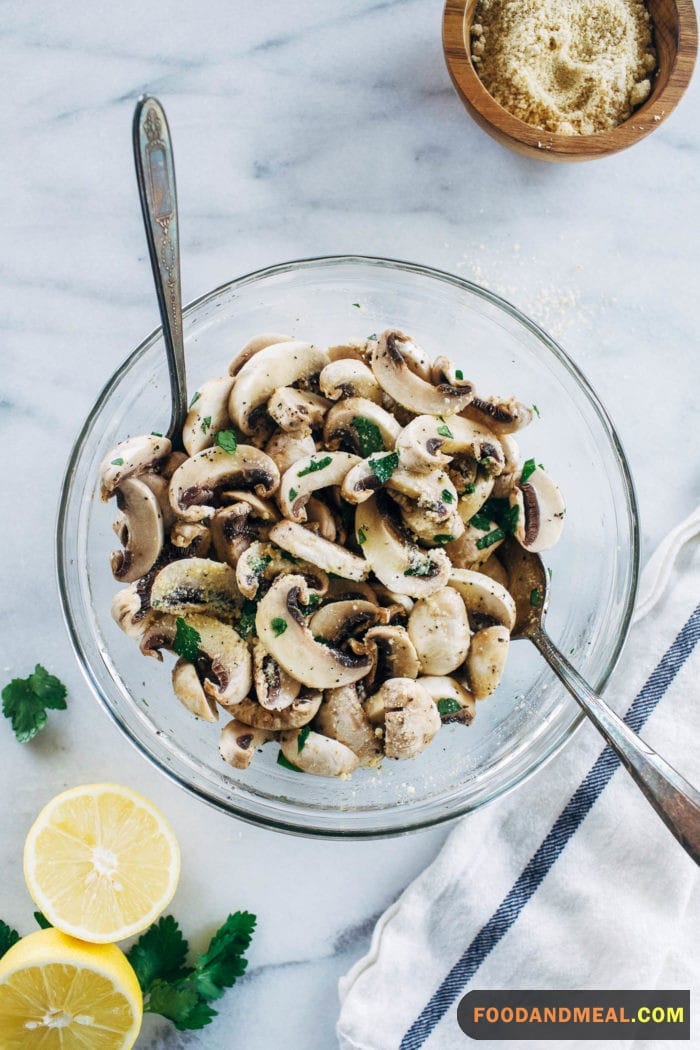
[337,509,700,1050]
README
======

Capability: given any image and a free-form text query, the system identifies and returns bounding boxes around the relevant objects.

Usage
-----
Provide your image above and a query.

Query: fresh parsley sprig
[2,665,67,743]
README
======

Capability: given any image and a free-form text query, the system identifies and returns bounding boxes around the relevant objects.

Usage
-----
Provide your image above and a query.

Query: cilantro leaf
[173,619,201,663]
[34,912,51,930]
[351,416,384,457]
[191,912,257,1001]
[521,458,537,484]
[298,455,332,477]
[146,979,210,1031]
[215,429,238,453]
[127,915,190,991]
[298,725,311,752]
[369,451,399,483]
[0,920,19,959]
[2,665,67,743]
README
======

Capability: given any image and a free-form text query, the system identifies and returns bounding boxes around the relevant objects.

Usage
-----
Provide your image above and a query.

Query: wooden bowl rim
[443,0,698,158]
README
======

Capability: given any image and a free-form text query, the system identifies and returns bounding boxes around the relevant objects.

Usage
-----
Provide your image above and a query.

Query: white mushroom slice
[325,577,379,604]
[492,436,520,498]
[370,331,474,416]
[310,600,385,644]
[456,474,495,523]
[209,504,254,566]
[264,430,316,474]
[419,675,476,724]
[462,395,534,435]
[361,625,420,687]
[364,677,441,760]
[315,685,382,766]
[110,477,164,583]
[269,520,370,582]
[229,341,328,435]
[169,445,280,522]
[219,719,273,769]
[326,338,372,363]
[305,497,338,541]
[445,521,504,568]
[280,730,360,778]
[140,472,177,530]
[448,568,516,630]
[510,467,566,553]
[150,558,243,620]
[236,540,328,600]
[278,451,361,523]
[228,332,292,376]
[182,376,235,456]
[408,587,470,675]
[228,690,322,730]
[222,490,280,521]
[267,387,331,434]
[324,397,401,455]
[319,359,382,403]
[255,574,371,689]
[371,584,414,615]
[172,659,218,722]
[99,434,172,500]
[355,494,451,599]
[394,498,464,547]
[395,415,505,476]
[477,555,509,589]
[465,624,510,700]
[170,521,211,557]
[253,641,301,711]
[111,585,152,640]
[162,451,188,478]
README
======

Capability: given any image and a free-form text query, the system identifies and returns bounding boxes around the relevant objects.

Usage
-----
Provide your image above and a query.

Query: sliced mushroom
[370,331,474,416]
[359,625,420,688]
[324,577,379,604]
[219,718,273,769]
[183,376,235,456]
[324,397,401,455]
[407,587,469,675]
[253,641,301,710]
[111,584,153,640]
[228,689,322,730]
[510,467,566,552]
[169,445,280,522]
[465,624,510,700]
[110,478,164,583]
[264,430,316,474]
[210,503,256,566]
[492,436,521,498]
[456,474,495,523]
[150,558,243,620]
[364,677,441,760]
[269,520,370,582]
[355,494,451,598]
[395,415,504,476]
[100,434,172,500]
[315,685,382,766]
[229,341,328,435]
[255,574,371,688]
[172,659,218,722]
[170,521,211,558]
[140,472,177,530]
[305,496,338,541]
[228,332,291,376]
[326,338,372,363]
[393,497,464,547]
[310,600,385,645]
[278,451,360,523]
[319,359,382,403]
[280,729,359,777]
[462,395,534,435]
[445,521,504,568]
[236,540,328,600]
[477,555,509,589]
[448,568,516,630]
[267,387,331,434]
[419,675,476,724]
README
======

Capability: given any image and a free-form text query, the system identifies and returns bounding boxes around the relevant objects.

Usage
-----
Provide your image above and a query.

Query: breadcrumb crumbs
[471,0,657,134]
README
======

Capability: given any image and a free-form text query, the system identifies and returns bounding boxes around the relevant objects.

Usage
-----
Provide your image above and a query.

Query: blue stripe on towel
[399,604,700,1050]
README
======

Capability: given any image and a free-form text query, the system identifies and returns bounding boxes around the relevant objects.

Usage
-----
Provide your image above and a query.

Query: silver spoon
[132,96,188,451]
[500,538,700,864]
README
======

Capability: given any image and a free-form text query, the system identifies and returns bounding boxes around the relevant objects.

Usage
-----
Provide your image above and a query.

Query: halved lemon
[0,927,143,1049]
[24,783,180,943]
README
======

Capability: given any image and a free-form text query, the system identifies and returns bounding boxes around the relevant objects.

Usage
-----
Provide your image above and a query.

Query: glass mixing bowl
[57,256,638,837]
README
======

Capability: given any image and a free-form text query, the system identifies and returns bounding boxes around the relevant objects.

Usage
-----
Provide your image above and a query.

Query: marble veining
[1,0,698,1047]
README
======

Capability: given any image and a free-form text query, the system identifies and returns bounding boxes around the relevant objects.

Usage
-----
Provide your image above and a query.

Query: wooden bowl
[443,0,698,161]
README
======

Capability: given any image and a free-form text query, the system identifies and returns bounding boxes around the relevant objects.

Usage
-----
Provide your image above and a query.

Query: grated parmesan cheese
[471,0,657,135]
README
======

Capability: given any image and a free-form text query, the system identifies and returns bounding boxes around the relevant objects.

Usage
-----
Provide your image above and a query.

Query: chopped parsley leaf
[530,588,543,607]
[201,416,212,434]
[367,333,378,341]
[189,391,201,408]
[352,302,361,308]
[469,509,492,532]
[215,430,238,453]
[369,451,399,483]
[297,455,332,477]
[436,418,453,439]
[532,404,541,418]
[173,618,201,663]
[288,487,298,501]
[437,697,462,716]
[441,489,454,503]
[111,457,124,466]
[277,751,302,772]
[357,526,367,545]
[151,431,163,437]
[475,527,505,551]
[271,617,287,637]
[297,725,311,753]
[237,600,258,640]
[455,369,464,380]
[249,554,272,575]
[404,557,433,577]
[464,482,476,495]
[521,458,537,484]
[351,416,384,457]
[433,534,455,545]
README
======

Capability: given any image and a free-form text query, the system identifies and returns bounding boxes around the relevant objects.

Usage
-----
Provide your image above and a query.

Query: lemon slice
[0,927,143,1049]
[24,783,180,943]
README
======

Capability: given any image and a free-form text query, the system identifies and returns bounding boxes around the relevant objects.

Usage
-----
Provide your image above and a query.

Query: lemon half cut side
[24,782,180,943]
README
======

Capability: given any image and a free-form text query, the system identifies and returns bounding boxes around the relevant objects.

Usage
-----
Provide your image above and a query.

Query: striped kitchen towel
[337,508,700,1050]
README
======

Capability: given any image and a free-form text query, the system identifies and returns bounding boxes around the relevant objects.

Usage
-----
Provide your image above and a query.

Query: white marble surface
[1,1,698,1047]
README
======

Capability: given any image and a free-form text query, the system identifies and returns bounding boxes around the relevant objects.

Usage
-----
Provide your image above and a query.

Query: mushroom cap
[172,659,219,722]
[355,494,451,599]
[315,685,382,766]
[228,340,328,435]
[269,520,370,582]
[448,568,516,630]
[360,625,420,688]
[267,387,331,435]
[309,600,385,645]
[219,718,273,769]
[456,474,495,524]
[465,624,510,700]
[395,414,505,476]
[278,450,361,523]
[227,690,322,731]
[445,521,504,568]
[419,675,476,724]
[319,359,382,403]
[235,540,329,600]
[364,677,441,760]
[255,574,371,689]
[370,331,475,416]
[462,395,534,435]
[111,584,153,640]
[511,467,566,553]
[326,338,373,363]
[170,521,212,558]
[110,477,164,583]
[264,430,316,474]
[100,434,172,500]
[182,376,235,456]
[228,332,292,376]
[168,445,280,522]
[252,641,301,711]
[407,587,470,675]
[324,397,401,455]
[280,730,360,777]
[150,558,243,621]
